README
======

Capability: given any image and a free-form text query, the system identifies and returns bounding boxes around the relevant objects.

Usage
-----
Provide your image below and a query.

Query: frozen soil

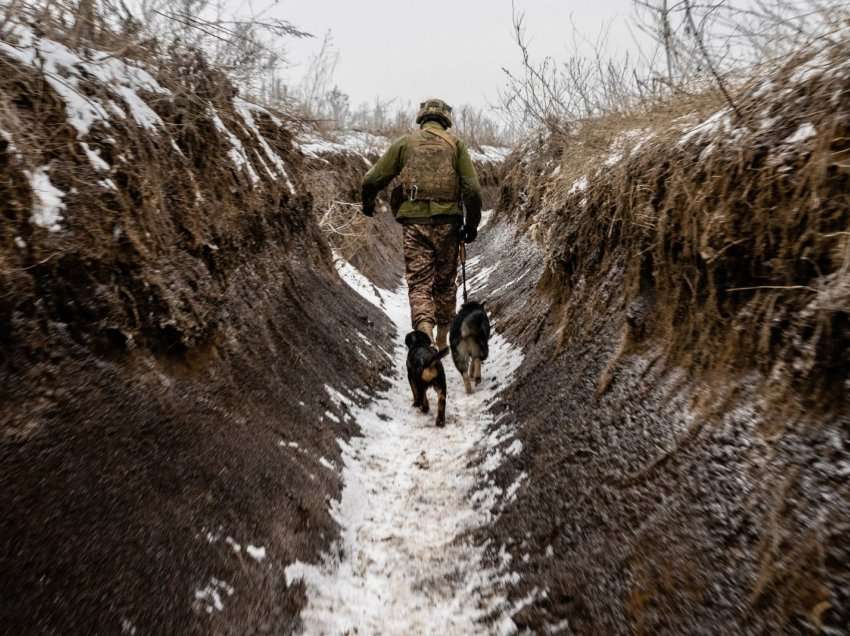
[0,26,397,634]
[468,220,850,635]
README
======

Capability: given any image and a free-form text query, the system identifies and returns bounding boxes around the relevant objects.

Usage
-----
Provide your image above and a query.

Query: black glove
[362,199,375,217]
[459,225,477,243]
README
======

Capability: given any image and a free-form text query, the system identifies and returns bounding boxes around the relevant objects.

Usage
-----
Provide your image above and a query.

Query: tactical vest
[399,127,460,204]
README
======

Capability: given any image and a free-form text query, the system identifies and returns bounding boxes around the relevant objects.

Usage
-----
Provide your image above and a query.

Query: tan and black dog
[449,301,491,394]
[404,331,450,427]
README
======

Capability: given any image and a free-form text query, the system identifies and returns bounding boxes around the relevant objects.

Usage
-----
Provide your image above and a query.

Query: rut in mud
[285,245,527,634]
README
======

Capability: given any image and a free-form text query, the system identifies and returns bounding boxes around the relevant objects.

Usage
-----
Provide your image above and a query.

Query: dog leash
[459,239,469,305]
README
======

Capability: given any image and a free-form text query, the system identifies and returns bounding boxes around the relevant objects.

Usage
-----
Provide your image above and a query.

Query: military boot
[435,324,449,350]
[416,320,435,343]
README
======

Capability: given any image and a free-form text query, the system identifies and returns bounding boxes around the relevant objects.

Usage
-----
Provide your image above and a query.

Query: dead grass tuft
[501,39,850,411]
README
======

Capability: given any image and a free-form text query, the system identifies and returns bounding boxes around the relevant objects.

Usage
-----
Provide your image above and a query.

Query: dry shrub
[501,38,850,411]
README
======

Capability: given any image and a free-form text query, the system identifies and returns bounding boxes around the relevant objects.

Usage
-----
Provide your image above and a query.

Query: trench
[284,230,529,634]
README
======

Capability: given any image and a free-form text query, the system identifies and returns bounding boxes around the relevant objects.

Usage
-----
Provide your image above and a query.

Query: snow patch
[80,142,109,172]
[784,122,816,144]
[469,144,511,164]
[246,545,267,562]
[209,109,259,184]
[193,578,234,614]
[286,254,526,633]
[234,98,296,194]
[26,165,65,231]
[0,24,168,135]
[569,175,588,194]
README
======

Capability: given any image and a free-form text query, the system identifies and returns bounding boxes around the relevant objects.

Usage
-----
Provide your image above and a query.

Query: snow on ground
[300,131,389,162]
[469,145,512,164]
[286,250,525,634]
[300,130,510,168]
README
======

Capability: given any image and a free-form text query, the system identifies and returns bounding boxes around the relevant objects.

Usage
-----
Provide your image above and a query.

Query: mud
[0,36,394,634]
[471,219,850,635]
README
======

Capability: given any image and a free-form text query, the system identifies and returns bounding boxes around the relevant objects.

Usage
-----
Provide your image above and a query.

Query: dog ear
[404,331,416,349]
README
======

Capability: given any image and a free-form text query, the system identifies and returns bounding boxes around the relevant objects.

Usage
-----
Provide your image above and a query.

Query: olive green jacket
[361,121,483,228]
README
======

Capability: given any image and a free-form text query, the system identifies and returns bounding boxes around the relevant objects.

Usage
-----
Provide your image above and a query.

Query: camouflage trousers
[403,223,460,329]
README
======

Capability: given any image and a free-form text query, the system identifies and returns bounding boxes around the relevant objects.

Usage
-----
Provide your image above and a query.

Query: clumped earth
[470,40,850,636]
[0,29,393,635]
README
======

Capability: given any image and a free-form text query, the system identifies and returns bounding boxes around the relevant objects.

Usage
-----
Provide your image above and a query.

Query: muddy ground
[470,219,850,635]
[0,47,395,633]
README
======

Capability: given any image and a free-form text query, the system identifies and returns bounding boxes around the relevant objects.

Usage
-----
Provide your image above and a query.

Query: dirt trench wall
[472,43,850,635]
[0,29,393,634]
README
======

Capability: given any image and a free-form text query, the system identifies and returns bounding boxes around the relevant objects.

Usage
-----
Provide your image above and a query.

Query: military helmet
[416,98,453,128]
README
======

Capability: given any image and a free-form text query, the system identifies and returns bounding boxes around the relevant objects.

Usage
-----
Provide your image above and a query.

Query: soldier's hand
[459,225,477,243]
[362,200,375,217]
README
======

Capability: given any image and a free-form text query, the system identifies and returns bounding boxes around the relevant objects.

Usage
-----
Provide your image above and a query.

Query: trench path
[285,240,525,634]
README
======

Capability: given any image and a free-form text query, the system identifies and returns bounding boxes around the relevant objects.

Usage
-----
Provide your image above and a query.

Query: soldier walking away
[360,98,483,350]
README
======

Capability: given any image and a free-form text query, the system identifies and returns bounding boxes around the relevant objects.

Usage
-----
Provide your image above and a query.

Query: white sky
[266,0,646,111]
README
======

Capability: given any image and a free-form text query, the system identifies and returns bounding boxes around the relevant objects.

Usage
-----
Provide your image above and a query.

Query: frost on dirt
[26,165,65,231]
[285,250,526,634]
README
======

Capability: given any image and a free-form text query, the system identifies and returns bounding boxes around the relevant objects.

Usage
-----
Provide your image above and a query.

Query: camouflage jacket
[361,121,483,228]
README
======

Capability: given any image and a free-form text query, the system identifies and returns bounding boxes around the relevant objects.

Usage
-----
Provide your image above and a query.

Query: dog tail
[426,347,450,367]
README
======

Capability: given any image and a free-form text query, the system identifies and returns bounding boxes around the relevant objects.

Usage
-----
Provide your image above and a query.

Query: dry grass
[500,38,850,411]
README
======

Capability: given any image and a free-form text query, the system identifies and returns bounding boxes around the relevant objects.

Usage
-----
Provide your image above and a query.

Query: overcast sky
[266,0,646,112]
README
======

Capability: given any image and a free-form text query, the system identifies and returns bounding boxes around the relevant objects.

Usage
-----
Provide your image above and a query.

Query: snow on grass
[234,98,296,194]
[26,165,65,231]
[80,141,109,172]
[469,145,511,164]
[300,130,389,162]
[679,109,732,145]
[209,109,259,185]
[569,175,588,194]
[0,24,168,136]
[1,127,20,158]
[784,122,816,144]
[286,252,526,634]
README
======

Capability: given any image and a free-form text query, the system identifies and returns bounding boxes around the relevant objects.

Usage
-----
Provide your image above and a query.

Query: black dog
[404,331,450,428]
[449,301,491,394]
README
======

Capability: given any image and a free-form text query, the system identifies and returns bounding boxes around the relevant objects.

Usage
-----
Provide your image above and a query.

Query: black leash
[459,240,469,305]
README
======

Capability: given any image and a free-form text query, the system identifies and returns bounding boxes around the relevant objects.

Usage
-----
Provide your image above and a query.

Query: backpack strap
[422,127,458,151]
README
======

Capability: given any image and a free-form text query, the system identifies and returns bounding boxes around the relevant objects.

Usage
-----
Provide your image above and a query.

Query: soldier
[361,98,483,350]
